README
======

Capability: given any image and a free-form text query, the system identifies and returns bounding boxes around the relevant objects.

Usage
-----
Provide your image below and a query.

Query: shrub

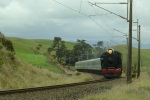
[0,45,3,49]
[132,73,136,78]
[74,71,81,76]
[5,40,15,52]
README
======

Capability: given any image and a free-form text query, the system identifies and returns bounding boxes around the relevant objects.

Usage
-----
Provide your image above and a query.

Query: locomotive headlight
[108,49,113,54]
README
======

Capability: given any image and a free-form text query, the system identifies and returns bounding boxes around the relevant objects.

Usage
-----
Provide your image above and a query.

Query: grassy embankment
[80,68,150,100]
[0,37,93,90]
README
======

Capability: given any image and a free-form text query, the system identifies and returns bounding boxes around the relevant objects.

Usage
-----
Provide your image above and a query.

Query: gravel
[0,78,126,100]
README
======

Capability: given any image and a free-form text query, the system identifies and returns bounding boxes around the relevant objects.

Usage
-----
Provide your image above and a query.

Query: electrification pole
[127,0,132,83]
[126,36,129,77]
[133,19,141,79]
[137,25,141,78]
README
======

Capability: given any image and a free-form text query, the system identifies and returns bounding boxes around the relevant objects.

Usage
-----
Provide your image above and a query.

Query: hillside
[0,37,92,90]
[8,37,75,73]
[8,37,150,70]
[112,45,150,67]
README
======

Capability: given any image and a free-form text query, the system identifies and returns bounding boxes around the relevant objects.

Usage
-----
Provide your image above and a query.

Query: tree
[64,49,76,66]
[73,39,92,61]
[58,40,67,63]
[49,37,67,63]
[97,41,103,48]
[36,44,42,54]
[93,41,104,58]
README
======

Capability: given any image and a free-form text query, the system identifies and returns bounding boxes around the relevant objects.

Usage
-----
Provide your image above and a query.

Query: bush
[0,45,3,49]
[74,71,81,76]
[5,40,15,52]
[132,73,136,78]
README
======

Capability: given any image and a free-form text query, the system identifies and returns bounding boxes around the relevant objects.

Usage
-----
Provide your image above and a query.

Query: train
[75,48,122,78]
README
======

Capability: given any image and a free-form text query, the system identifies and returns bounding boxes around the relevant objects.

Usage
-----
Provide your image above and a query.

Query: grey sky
[0,0,149,45]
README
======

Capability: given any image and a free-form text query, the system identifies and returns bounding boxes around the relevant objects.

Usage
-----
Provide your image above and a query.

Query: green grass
[8,37,53,54]
[140,49,150,66]
[112,45,150,67]
[8,37,75,73]
[17,53,62,73]
[9,37,75,54]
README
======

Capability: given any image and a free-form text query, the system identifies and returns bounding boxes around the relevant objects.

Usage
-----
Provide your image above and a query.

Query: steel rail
[0,78,117,95]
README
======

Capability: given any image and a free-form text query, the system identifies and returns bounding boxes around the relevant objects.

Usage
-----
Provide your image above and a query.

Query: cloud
[0,0,11,7]
[0,0,149,45]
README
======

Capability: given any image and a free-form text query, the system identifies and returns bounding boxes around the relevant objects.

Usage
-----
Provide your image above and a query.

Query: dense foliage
[48,37,105,66]
[0,32,15,66]
[0,32,14,52]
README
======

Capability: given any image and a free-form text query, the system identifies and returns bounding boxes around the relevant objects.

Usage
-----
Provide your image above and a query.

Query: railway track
[0,77,125,100]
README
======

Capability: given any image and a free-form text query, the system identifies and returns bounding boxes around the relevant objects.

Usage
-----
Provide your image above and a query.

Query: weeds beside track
[0,77,125,100]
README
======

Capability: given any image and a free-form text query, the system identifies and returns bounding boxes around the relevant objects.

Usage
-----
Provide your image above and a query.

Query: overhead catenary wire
[51,0,87,16]
[51,0,129,48]
[88,2,128,41]
[51,0,114,36]
[132,0,138,20]
[89,4,129,40]
[88,2,128,21]
[79,0,83,13]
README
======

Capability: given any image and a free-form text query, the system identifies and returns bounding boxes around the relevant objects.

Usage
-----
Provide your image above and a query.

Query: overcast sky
[0,0,149,45]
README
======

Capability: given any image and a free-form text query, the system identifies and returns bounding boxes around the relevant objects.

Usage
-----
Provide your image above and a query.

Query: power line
[89,16,112,36]
[132,0,138,20]
[52,0,88,16]
[90,5,128,38]
[52,0,113,36]
[88,2,128,21]
[94,2,128,4]
[51,0,128,47]
[79,0,83,13]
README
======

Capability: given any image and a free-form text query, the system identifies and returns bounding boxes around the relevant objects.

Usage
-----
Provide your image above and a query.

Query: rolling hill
[112,45,150,67]
[9,37,150,69]
[8,37,75,73]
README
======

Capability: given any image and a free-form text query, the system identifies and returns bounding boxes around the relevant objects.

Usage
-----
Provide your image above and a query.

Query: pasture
[9,37,75,73]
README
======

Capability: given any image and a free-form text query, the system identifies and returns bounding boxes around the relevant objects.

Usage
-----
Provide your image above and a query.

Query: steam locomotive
[75,48,122,78]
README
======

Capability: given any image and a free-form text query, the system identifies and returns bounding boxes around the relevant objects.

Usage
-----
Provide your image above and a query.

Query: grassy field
[9,37,75,54]
[112,45,150,67]
[8,37,75,73]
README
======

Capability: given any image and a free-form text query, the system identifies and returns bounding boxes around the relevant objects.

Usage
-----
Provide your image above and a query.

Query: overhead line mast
[127,0,132,83]
[137,25,141,78]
